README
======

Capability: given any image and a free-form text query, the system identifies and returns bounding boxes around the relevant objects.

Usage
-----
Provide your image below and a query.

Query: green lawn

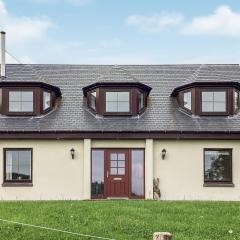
[0,200,239,240]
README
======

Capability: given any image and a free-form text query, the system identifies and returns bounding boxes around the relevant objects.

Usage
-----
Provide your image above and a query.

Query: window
[183,91,192,110]
[43,91,51,111]
[138,92,144,111]
[234,90,239,113]
[110,153,125,175]
[202,91,226,112]
[89,91,96,111]
[106,91,130,113]
[131,150,144,197]
[9,91,33,112]
[4,149,32,183]
[204,149,232,183]
[91,150,104,198]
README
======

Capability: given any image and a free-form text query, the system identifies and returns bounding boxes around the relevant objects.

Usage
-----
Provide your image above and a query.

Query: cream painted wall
[154,140,240,201]
[0,140,84,200]
[91,140,146,149]
[1,138,240,201]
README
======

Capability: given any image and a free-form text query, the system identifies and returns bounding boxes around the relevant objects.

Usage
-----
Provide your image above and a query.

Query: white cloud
[0,0,54,45]
[127,12,184,32]
[182,5,240,37]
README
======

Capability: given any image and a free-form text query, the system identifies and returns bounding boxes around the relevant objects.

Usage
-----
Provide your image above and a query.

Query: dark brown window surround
[42,90,54,114]
[178,89,193,113]
[203,148,233,187]
[91,148,145,200]
[86,87,148,116]
[83,82,151,117]
[177,87,235,116]
[199,89,229,116]
[3,148,33,187]
[1,87,54,116]
[234,90,240,114]
[0,81,61,117]
[138,90,146,114]
[103,89,132,116]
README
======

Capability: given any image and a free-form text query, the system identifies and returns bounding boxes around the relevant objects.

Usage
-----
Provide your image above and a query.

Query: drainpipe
[0,31,6,78]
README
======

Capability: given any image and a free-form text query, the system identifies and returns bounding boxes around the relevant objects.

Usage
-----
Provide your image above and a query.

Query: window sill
[203,183,234,187]
[2,182,33,187]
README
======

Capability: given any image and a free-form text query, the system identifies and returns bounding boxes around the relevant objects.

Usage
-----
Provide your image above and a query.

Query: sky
[0,0,240,64]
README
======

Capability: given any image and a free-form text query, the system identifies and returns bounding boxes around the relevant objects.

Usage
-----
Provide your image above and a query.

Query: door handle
[107,171,109,178]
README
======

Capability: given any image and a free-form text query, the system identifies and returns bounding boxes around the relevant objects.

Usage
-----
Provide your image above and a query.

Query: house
[1,31,240,201]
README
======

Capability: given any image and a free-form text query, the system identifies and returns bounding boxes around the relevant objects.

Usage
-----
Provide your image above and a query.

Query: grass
[0,200,239,240]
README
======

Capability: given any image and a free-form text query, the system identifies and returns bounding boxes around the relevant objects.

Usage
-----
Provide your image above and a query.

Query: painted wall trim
[0,131,240,140]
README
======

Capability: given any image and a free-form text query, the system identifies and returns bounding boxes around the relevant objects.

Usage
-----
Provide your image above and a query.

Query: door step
[107,197,129,200]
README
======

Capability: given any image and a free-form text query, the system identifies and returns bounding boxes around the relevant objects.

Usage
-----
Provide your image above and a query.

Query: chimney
[0,31,6,78]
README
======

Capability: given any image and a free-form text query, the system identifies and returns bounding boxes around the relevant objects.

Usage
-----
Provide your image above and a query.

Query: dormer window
[183,91,191,111]
[234,90,239,113]
[172,82,240,116]
[9,91,33,113]
[201,91,226,113]
[83,82,151,117]
[0,82,61,116]
[138,92,145,112]
[43,91,51,111]
[105,91,130,113]
[89,91,96,111]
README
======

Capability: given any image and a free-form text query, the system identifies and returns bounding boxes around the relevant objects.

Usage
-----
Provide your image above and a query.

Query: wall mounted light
[70,148,75,159]
[161,149,167,160]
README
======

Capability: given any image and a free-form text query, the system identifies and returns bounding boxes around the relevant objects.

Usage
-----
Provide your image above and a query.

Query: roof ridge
[110,65,138,81]
[96,65,137,82]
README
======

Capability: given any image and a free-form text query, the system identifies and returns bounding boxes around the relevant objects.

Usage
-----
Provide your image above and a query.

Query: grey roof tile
[1,64,240,132]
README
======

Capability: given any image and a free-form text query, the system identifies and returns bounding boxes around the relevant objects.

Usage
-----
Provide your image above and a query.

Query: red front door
[105,149,129,198]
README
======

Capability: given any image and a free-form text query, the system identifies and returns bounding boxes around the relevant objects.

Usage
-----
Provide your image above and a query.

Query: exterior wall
[0,140,84,200]
[1,138,240,201]
[154,140,240,201]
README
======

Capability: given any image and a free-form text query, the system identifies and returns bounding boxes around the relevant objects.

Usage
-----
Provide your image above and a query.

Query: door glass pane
[118,161,125,167]
[110,153,117,160]
[118,168,125,175]
[91,150,104,197]
[110,161,117,167]
[118,153,125,161]
[110,168,117,175]
[131,150,144,197]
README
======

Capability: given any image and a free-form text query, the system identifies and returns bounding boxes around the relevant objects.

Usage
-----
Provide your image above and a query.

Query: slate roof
[1,63,240,132]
